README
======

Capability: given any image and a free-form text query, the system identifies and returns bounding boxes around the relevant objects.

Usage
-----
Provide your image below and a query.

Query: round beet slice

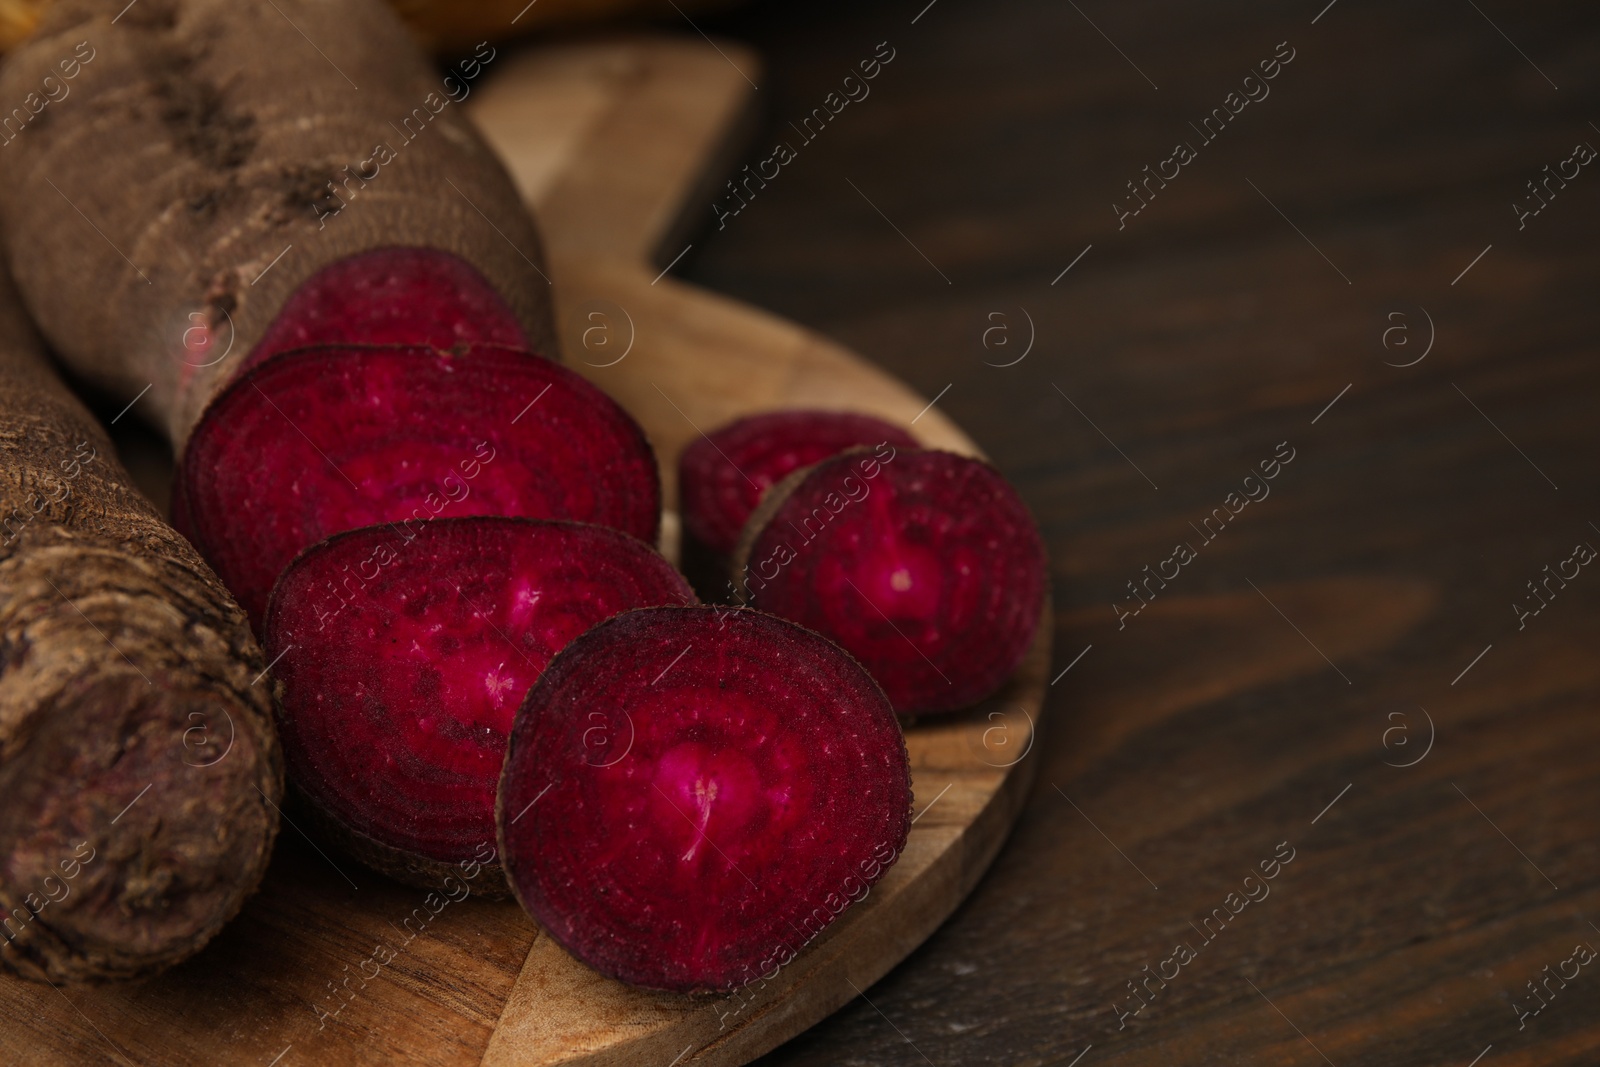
[735,448,1046,715]
[498,606,911,992]
[679,409,918,555]
[262,518,693,890]
[247,247,533,370]
[178,344,661,626]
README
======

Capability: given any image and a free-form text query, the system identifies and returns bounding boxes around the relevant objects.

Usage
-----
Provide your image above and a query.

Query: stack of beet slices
[181,250,1045,994]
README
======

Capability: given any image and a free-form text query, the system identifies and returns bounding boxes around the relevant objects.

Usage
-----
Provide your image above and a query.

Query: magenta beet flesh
[679,409,917,555]
[263,518,693,871]
[498,606,912,992]
[177,345,661,626]
[247,247,531,369]
[741,448,1046,714]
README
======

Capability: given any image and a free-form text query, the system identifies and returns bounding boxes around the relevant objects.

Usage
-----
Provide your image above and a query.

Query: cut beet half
[178,344,661,626]
[678,409,918,556]
[246,247,532,372]
[262,517,694,889]
[498,606,911,993]
[734,448,1046,715]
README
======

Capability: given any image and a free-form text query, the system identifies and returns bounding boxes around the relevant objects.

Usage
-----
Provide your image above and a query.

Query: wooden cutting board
[0,36,1049,1067]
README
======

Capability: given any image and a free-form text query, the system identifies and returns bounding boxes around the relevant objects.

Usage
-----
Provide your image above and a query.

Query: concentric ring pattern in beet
[178,344,661,626]
[498,606,912,993]
[678,409,917,555]
[263,518,693,870]
[739,448,1046,714]
[246,248,531,371]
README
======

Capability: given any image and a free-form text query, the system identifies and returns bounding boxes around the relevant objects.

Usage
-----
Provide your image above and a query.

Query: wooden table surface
[660,0,1600,1064]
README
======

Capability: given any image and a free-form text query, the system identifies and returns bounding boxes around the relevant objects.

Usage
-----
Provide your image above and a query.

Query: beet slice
[679,409,918,556]
[262,517,693,889]
[735,448,1046,715]
[247,247,533,371]
[177,344,661,626]
[498,606,911,992]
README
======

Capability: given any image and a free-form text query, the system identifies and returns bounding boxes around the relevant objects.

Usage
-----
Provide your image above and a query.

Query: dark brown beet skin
[262,518,693,890]
[177,344,661,627]
[498,606,912,993]
[735,448,1047,715]
[679,409,918,556]
[0,264,280,985]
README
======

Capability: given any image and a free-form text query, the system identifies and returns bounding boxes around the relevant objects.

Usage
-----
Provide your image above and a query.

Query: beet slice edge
[178,343,662,627]
[497,605,912,992]
[678,409,918,557]
[734,447,1047,714]
[246,246,535,371]
[262,517,693,891]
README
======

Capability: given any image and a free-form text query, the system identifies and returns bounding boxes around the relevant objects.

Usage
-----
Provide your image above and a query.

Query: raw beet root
[735,448,1046,715]
[178,344,661,626]
[498,606,911,992]
[262,518,693,890]
[679,409,918,556]
[247,248,533,371]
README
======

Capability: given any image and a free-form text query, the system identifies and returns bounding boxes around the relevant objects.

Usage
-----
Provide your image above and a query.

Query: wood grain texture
[662,2,1600,1065]
[0,33,1046,1067]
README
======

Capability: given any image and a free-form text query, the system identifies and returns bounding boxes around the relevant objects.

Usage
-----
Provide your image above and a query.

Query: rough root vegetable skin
[263,518,693,891]
[0,0,558,451]
[735,447,1047,714]
[0,270,280,985]
[498,606,912,992]
[678,409,918,556]
[177,344,662,627]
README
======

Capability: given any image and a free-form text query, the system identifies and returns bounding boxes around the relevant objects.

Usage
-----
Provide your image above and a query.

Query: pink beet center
[500,607,911,992]
[745,449,1046,714]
